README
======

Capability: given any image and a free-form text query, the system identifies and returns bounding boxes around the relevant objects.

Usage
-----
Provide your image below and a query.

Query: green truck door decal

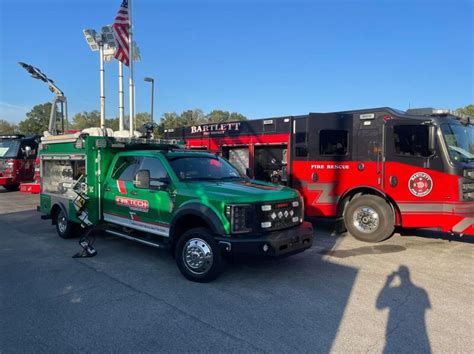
[103,155,172,237]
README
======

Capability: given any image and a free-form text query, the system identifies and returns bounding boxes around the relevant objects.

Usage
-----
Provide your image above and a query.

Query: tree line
[0,102,247,136]
[1,103,473,136]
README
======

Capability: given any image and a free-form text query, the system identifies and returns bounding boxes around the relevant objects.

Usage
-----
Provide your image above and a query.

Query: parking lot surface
[1,190,473,352]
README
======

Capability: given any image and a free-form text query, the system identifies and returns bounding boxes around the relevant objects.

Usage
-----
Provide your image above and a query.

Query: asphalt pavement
[0,189,473,353]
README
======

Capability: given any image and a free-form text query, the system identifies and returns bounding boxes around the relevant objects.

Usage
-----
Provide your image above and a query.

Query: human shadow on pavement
[376,265,431,354]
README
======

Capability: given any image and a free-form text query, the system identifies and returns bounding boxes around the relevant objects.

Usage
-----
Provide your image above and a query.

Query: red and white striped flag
[112,0,130,66]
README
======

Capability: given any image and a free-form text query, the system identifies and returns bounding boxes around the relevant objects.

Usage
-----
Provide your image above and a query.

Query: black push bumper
[216,221,313,257]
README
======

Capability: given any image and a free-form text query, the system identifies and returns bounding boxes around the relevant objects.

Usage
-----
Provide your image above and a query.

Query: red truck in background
[164,107,474,242]
[0,135,39,191]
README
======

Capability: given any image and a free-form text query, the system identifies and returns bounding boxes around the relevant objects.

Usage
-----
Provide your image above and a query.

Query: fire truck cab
[165,107,473,242]
[0,135,39,191]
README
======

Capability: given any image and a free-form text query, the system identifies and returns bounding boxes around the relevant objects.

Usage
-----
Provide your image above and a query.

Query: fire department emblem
[408,172,433,197]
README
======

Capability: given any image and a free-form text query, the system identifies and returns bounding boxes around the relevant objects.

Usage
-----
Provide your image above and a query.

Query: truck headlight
[225,204,253,234]
[462,183,474,191]
[464,170,474,179]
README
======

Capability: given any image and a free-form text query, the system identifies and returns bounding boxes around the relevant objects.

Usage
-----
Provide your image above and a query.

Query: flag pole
[99,41,106,128]
[128,0,135,135]
[118,61,125,130]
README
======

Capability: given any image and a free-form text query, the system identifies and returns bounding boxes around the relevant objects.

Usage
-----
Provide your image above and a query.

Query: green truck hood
[179,179,299,204]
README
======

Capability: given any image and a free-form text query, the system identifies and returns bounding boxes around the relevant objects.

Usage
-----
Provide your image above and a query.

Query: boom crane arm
[18,62,67,135]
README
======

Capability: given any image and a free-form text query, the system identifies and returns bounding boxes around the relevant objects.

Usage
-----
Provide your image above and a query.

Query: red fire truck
[165,107,474,242]
[0,135,40,191]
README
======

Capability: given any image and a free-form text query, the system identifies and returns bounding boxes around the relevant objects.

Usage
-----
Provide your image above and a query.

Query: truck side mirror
[134,169,150,189]
[428,125,436,154]
[23,146,32,158]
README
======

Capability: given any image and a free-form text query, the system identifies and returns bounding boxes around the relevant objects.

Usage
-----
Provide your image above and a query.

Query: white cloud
[0,102,29,123]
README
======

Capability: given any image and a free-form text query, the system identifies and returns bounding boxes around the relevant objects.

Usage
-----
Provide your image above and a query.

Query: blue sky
[0,0,472,124]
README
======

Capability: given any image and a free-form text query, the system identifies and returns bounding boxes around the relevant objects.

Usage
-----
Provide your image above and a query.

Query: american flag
[112,0,130,66]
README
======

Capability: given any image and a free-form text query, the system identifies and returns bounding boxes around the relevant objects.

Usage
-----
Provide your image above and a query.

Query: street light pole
[144,77,154,123]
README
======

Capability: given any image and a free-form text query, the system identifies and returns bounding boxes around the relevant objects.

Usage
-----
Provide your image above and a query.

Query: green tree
[154,112,179,137]
[105,118,120,131]
[135,112,152,129]
[206,110,247,123]
[229,112,247,122]
[18,103,52,135]
[456,104,474,117]
[179,109,205,126]
[71,111,101,130]
[0,120,19,134]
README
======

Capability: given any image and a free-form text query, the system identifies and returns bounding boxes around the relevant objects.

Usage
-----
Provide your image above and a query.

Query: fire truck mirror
[23,145,32,158]
[428,125,436,154]
[134,169,150,189]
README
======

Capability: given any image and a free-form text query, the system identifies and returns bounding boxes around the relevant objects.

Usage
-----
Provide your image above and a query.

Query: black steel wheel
[55,209,80,239]
[344,195,395,242]
[175,227,222,283]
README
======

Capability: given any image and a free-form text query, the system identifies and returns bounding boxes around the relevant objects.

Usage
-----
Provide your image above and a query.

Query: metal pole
[128,0,135,135]
[151,79,154,123]
[118,61,125,130]
[99,41,106,128]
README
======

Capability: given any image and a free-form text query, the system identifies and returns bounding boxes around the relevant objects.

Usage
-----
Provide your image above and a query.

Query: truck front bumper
[216,221,313,257]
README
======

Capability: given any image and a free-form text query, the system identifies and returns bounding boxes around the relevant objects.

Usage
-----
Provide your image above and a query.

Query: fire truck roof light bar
[406,108,471,121]
[0,135,26,139]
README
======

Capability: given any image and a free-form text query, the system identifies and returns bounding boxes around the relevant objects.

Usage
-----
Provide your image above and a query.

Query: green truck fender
[169,202,227,244]
[50,202,69,225]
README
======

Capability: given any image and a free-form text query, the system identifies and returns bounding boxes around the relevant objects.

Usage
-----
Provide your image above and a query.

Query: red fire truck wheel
[344,195,395,243]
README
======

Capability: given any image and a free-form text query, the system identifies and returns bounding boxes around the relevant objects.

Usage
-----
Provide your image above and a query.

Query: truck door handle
[104,186,111,192]
[130,191,137,196]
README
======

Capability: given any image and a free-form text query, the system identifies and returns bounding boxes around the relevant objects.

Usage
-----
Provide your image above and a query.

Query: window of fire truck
[0,140,20,158]
[440,123,474,163]
[320,130,348,156]
[42,159,85,196]
[393,125,430,157]
[168,156,244,181]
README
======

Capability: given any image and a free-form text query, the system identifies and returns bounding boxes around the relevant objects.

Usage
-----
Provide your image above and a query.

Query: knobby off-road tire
[344,195,395,243]
[55,208,81,239]
[175,227,223,283]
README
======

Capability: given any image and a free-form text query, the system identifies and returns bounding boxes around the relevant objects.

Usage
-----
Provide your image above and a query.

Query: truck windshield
[440,123,474,163]
[0,140,20,158]
[169,156,245,181]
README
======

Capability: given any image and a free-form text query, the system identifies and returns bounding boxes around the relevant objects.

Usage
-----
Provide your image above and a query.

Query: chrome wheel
[58,212,68,234]
[182,238,214,275]
[352,206,379,234]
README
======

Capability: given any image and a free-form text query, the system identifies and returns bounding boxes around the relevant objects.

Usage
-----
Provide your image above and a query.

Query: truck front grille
[257,199,302,231]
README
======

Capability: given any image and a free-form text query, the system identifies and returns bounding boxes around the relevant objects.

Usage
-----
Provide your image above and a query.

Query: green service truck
[38,133,313,282]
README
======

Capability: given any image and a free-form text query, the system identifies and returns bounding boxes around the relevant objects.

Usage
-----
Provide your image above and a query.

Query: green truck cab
[38,134,313,282]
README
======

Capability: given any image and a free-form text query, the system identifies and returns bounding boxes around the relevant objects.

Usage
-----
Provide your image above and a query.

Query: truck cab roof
[114,149,217,159]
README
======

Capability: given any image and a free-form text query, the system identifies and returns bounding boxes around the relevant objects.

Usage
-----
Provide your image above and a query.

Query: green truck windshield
[169,156,245,181]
